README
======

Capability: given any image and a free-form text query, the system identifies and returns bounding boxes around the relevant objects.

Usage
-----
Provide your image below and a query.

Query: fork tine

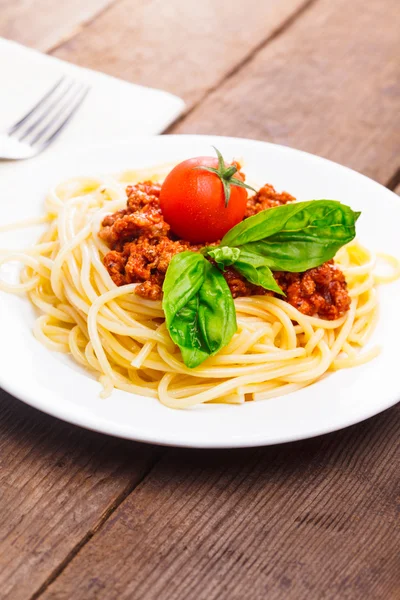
[34,85,90,149]
[7,77,66,135]
[17,80,75,142]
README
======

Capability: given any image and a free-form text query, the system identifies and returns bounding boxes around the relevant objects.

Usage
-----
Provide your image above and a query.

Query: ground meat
[126,237,194,300]
[99,182,166,250]
[103,251,128,287]
[222,263,350,320]
[100,181,350,319]
[274,262,351,320]
[245,184,295,217]
[104,234,194,300]
[222,267,272,298]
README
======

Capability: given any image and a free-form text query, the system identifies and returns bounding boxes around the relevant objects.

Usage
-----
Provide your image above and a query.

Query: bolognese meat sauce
[100,181,350,319]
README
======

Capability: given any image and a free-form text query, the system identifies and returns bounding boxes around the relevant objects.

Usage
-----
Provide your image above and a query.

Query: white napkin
[0,37,185,147]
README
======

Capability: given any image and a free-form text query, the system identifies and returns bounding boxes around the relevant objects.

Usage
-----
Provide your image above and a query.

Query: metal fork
[0,77,90,160]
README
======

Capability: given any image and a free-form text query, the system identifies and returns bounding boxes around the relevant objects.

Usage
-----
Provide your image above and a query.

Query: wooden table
[1,1,399,598]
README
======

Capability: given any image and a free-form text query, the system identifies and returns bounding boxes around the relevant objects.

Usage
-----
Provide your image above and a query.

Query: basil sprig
[206,200,360,290]
[162,251,237,368]
[207,246,284,295]
[163,200,360,368]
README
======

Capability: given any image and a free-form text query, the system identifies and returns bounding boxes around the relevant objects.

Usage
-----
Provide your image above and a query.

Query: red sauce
[99,181,350,319]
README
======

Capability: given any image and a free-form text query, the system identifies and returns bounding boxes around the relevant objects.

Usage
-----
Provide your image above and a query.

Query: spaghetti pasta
[0,169,399,409]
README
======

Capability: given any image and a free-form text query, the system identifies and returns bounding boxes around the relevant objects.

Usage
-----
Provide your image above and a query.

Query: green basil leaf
[162,251,205,324]
[241,238,341,272]
[206,246,241,270]
[221,200,360,247]
[169,295,211,368]
[233,248,284,295]
[163,252,237,368]
[197,259,237,357]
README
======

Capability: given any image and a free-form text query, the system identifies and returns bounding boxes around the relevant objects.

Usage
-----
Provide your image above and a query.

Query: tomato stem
[194,146,257,207]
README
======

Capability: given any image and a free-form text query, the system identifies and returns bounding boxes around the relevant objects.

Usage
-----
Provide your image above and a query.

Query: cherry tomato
[160,151,251,243]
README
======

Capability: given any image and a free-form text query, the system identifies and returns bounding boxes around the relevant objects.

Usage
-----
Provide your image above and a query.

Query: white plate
[0,135,399,448]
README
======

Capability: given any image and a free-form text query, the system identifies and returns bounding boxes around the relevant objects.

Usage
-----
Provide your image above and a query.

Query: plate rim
[0,134,399,448]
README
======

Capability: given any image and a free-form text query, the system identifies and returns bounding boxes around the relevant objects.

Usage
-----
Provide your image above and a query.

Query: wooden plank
[51,0,311,107]
[0,390,160,600]
[0,0,116,52]
[40,406,400,600]
[173,0,400,185]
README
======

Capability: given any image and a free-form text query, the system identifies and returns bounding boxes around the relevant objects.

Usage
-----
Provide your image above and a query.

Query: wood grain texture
[41,406,400,600]
[0,0,117,52]
[173,0,400,186]
[0,390,160,600]
[51,0,310,107]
